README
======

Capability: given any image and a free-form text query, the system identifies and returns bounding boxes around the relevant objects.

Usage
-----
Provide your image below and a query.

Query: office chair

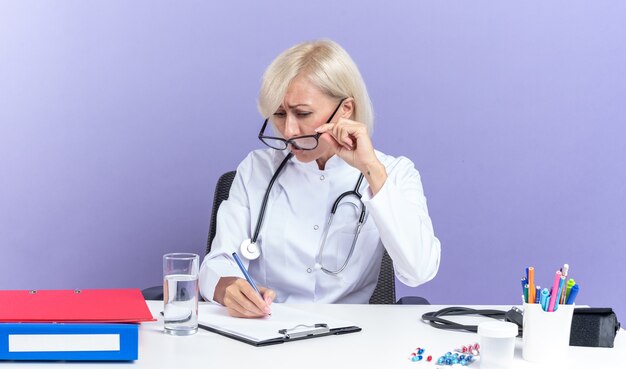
[142,170,429,305]
[205,171,237,255]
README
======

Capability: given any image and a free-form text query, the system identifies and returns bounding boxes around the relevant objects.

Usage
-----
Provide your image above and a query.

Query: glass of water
[163,253,199,336]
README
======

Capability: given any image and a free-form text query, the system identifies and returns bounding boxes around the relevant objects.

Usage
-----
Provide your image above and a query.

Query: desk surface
[10,301,625,368]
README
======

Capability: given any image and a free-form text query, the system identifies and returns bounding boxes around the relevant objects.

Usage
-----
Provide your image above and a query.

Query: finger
[225,281,266,316]
[340,132,355,149]
[314,123,334,134]
[337,123,374,154]
[225,296,266,318]
[316,122,351,151]
[320,132,344,153]
[223,293,256,318]
[239,281,271,315]
[259,287,276,305]
[332,126,355,150]
[316,125,350,151]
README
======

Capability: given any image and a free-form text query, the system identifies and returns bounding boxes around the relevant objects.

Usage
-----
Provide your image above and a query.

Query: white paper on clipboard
[197,303,359,344]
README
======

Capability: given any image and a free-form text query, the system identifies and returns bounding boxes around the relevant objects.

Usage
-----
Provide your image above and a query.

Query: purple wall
[2,1,624,319]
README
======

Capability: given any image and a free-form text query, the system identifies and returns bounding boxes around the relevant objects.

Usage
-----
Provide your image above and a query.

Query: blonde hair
[258,39,374,134]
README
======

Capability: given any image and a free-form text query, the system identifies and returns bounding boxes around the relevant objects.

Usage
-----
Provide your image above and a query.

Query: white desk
[10,301,625,368]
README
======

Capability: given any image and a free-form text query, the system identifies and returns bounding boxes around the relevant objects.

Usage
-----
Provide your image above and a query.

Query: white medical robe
[199,148,441,303]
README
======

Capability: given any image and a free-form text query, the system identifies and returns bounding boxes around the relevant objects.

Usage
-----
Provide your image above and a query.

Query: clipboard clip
[278,323,329,339]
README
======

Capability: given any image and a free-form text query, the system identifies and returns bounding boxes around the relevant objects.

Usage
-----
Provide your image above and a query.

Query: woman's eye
[273,111,286,118]
[297,112,312,117]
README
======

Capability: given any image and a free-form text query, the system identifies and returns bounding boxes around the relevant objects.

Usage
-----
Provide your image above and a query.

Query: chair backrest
[368,250,396,304]
[206,171,237,256]
[205,170,396,304]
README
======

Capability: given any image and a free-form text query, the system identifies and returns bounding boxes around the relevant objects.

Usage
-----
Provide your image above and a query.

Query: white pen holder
[522,302,574,363]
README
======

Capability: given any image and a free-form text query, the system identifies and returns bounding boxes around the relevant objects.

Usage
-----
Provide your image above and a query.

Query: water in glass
[163,274,198,335]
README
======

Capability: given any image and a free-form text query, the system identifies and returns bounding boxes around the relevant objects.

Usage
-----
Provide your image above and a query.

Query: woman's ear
[340,97,355,119]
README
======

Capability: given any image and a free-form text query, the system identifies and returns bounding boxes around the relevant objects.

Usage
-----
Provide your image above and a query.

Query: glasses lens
[290,136,319,150]
[260,137,288,150]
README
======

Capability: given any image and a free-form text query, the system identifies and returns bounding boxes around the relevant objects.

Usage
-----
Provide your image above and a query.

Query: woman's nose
[282,115,300,139]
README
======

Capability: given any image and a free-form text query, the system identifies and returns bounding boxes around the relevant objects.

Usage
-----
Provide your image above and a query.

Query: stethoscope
[239,152,367,275]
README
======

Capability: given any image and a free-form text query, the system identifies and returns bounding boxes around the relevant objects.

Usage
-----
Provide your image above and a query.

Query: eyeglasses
[258,98,346,151]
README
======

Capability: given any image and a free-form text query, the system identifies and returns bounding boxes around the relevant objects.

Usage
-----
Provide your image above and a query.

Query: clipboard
[197,303,361,346]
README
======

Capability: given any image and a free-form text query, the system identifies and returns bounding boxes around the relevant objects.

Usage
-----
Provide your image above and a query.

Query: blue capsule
[438,357,445,364]
[445,358,452,365]
[417,348,425,355]
[460,359,468,366]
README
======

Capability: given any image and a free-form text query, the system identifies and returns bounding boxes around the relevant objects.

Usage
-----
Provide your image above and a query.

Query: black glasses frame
[258,98,347,151]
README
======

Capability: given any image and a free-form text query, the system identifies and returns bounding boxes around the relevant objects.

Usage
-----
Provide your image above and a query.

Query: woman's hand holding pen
[214,277,275,318]
[315,118,388,195]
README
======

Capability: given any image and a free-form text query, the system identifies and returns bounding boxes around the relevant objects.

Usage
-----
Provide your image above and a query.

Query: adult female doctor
[199,39,441,318]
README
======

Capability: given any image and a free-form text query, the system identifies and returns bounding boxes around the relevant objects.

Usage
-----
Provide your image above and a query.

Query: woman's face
[270,75,343,164]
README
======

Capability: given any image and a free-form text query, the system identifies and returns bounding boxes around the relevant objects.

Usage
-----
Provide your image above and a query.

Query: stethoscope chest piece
[240,239,260,260]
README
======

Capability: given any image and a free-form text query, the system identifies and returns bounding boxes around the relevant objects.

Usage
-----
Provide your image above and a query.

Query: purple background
[1,1,624,318]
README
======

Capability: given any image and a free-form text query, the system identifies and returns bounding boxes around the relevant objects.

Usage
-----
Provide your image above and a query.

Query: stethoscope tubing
[243,150,367,275]
[251,152,294,243]
[331,173,365,221]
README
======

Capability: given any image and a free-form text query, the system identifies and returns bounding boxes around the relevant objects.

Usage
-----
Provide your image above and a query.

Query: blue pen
[540,288,550,311]
[566,284,579,305]
[232,252,263,300]
[535,286,541,304]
